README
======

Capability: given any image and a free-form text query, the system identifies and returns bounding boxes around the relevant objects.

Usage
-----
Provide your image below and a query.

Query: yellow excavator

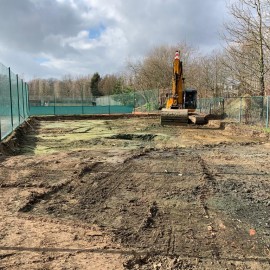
[160,50,207,125]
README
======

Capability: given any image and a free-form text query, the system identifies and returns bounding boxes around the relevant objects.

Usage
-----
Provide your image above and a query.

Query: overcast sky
[0,0,232,81]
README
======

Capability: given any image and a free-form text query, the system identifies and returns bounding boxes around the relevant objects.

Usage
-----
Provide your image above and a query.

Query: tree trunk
[257,0,266,97]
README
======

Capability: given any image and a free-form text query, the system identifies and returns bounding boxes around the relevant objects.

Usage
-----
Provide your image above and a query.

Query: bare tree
[223,0,270,96]
[126,43,202,91]
[99,74,121,95]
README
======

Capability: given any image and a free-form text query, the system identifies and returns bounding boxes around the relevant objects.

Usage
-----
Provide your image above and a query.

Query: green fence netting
[29,88,270,128]
[29,90,158,116]
[0,62,29,141]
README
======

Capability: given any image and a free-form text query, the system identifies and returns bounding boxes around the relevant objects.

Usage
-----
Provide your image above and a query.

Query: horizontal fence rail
[29,89,270,128]
[0,63,29,141]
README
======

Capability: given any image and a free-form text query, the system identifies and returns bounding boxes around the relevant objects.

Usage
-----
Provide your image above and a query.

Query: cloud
[0,0,230,80]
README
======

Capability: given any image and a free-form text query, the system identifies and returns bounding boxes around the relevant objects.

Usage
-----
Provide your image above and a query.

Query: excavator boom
[166,50,184,109]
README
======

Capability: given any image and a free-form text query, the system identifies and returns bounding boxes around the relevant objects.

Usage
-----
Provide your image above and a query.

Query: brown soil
[0,116,269,269]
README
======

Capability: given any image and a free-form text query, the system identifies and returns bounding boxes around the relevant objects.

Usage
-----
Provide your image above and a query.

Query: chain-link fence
[198,96,270,128]
[29,88,270,128]
[0,63,29,141]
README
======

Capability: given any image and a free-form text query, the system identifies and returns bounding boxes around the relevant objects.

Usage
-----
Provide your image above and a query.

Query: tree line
[29,0,270,100]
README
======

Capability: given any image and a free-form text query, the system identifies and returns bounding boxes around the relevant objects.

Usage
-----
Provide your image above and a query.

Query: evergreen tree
[90,72,102,96]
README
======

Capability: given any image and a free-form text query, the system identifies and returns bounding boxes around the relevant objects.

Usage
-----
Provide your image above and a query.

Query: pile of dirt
[0,118,39,156]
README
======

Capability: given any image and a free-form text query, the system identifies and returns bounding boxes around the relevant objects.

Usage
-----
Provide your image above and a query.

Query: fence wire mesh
[198,96,269,128]
[0,63,29,141]
[29,88,270,128]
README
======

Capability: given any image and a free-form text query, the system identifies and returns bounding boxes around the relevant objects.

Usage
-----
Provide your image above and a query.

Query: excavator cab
[183,89,197,110]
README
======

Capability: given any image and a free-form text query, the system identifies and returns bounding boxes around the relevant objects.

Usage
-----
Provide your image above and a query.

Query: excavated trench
[108,133,157,141]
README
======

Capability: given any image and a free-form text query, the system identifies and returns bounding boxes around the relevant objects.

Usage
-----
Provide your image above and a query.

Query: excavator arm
[166,50,184,109]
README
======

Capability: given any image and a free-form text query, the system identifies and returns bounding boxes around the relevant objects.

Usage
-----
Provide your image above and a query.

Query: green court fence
[29,89,160,116]
[29,88,270,128]
[0,63,29,141]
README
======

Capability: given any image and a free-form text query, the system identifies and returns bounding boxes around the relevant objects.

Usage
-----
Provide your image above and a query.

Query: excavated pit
[108,133,157,141]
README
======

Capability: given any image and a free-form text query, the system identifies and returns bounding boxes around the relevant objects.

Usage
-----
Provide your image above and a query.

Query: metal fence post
[239,97,242,123]
[54,86,56,115]
[81,86,84,115]
[222,98,225,117]
[24,82,28,118]
[8,68,14,130]
[266,96,269,129]
[21,80,26,119]
[16,75,20,124]
[108,93,111,115]
[261,96,263,121]
[133,90,135,113]
[26,84,30,116]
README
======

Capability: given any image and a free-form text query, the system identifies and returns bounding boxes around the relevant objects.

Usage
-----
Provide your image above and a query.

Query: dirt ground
[0,116,269,270]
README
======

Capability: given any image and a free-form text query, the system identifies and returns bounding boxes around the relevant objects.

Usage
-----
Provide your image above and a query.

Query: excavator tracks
[160,109,208,126]
[160,109,189,126]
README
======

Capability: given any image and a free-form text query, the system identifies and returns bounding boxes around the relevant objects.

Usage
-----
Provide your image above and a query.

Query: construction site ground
[0,115,269,270]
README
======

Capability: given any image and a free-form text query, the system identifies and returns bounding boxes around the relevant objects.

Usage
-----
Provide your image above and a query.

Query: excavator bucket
[160,109,189,126]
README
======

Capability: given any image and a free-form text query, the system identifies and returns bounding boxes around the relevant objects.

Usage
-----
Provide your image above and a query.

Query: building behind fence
[0,63,29,141]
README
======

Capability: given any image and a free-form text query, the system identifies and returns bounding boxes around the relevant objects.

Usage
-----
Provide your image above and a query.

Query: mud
[0,116,269,269]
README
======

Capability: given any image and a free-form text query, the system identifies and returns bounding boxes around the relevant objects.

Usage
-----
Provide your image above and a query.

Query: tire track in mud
[18,179,74,212]
[140,147,268,260]
[12,160,107,213]
[121,145,270,269]
[195,144,270,260]
[166,223,176,255]
[137,149,210,254]
[196,154,218,218]
[107,149,216,254]
[165,150,221,259]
